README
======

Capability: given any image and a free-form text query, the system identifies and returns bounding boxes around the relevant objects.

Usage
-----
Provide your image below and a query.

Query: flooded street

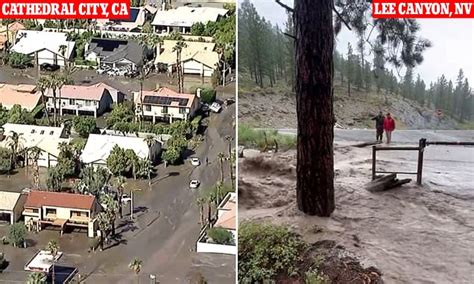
[239,130,474,283]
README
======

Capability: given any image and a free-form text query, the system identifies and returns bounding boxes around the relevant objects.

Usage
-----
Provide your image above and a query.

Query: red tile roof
[45,85,107,101]
[24,191,96,210]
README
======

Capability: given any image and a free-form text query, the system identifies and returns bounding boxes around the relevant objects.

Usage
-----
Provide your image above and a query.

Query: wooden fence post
[372,146,376,180]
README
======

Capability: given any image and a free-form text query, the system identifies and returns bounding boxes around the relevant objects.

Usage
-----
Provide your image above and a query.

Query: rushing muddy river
[239,130,474,283]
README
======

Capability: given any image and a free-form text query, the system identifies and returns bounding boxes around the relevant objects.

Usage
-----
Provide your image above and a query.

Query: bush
[0,147,12,174]
[162,147,181,165]
[207,227,234,245]
[238,222,306,282]
[200,88,217,104]
[8,223,27,247]
[238,124,296,150]
[72,116,97,138]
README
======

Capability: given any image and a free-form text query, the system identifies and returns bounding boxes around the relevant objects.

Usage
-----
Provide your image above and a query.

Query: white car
[96,66,110,74]
[189,180,200,189]
[116,69,128,76]
[191,157,200,166]
[210,102,222,113]
[121,194,132,204]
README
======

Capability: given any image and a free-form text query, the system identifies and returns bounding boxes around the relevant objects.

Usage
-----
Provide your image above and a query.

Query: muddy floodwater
[239,130,474,284]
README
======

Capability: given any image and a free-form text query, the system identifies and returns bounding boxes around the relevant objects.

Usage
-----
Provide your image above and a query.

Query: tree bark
[295,0,335,216]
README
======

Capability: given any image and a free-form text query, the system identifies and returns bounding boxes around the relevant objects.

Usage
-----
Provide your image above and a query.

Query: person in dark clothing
[372,111,385,142]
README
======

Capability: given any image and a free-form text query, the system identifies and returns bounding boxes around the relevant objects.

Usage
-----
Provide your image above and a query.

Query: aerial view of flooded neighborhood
[0,0,236,283]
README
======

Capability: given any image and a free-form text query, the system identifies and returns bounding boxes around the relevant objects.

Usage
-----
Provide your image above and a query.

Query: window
[85,100,91,106]
[145,105,151,111]
[31,129,36,134]
[162,106,168,114]
[45,208,56,216]
[49,131,54,135]
[40,130,45,135]
[69,99,75,105]
[71,211,89,218]
[179,108,186,114]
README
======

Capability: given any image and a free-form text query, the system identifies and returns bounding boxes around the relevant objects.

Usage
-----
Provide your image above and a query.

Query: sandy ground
[239,141,474,283]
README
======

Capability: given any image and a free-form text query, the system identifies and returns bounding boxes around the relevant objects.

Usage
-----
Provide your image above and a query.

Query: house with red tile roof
[23,191,102,238]
[45,83,114,117]
[0,84,42,111]
[134,87,200,123]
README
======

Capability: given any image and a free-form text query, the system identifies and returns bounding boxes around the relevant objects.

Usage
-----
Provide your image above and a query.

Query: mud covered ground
[238,83,462,130]
[239,144,474,283]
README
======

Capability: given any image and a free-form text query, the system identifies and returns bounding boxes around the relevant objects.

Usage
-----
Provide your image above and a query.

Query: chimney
[196,88,201,98]
[155,83,160,91]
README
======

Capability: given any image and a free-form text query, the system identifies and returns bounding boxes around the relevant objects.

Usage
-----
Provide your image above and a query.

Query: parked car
[40,63,60,72]
[201,103,210,112]
[121,193,132,204]
[115,69,127,76]
[189,180,200,189]
[125,70,140,78]
[225,98,235,106]
[97,66,111,74]
[210,102,222,113]
[107,68,118,76]
[191,157,200,166]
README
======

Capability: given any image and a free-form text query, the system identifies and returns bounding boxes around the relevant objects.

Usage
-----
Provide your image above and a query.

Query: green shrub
[8,222,27,247]
[207,227,234,245]
[238,124,296,150]
[200,88,217,104]
[72,116,97,138]
[239,222,306,282]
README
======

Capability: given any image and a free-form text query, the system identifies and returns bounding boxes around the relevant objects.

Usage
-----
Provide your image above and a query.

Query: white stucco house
[134,87,200,123]
[155,40,220,77]
[10,30,75,67]
[45,84,114,117]
[81,133,162,167]
[0,191,27,224]
[152,6,228,33]
[0,123,70,168]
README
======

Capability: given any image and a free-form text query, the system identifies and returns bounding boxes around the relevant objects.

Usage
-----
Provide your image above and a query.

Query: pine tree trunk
[294,0,335,216]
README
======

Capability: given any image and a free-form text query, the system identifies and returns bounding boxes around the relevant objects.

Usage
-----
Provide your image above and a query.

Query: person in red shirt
[384,113,396,144]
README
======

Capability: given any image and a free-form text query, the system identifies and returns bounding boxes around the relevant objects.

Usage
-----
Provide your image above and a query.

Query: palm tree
[46,74,62,126]
[206,191,217,225]
[26,272,47,284]
[225,135,234,190]
[36,77,50,125]
[114,176,126,218]
[46,240,59,284]
[56,73,71,119]
[102,193,119,235]
[196,196,206,226]
[5,131,25,169]
[129,258,143,284]
[172,41,188,93]
[59,44,68,71]
[97,212,111,251]
[143,135,155,161]
[29,146,42,189]
[217,152,226,184]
